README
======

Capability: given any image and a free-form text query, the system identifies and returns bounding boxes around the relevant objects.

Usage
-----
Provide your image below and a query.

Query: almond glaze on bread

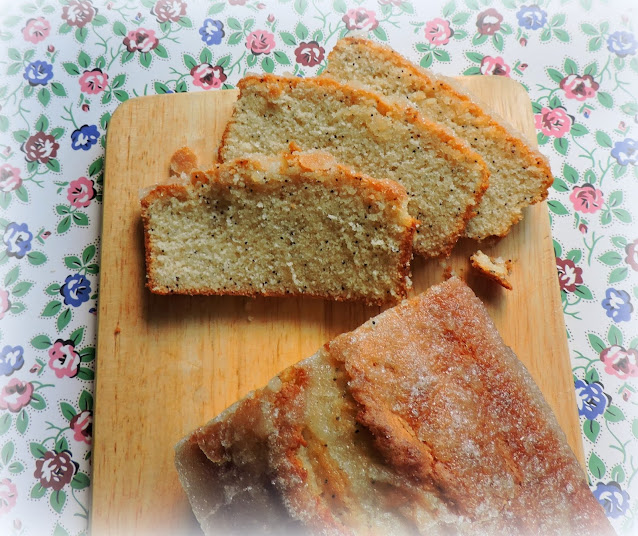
[218,74,490,258]
[141,151,416,305]
[323,37,553,241]
[175,278,614,536]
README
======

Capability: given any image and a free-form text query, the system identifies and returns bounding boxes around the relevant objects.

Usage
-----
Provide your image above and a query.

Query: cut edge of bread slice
[141,150,417,305]
[323,36,553,241]
[218,73,490,258]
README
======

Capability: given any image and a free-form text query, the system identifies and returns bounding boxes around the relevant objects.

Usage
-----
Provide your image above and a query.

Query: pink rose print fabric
[0,479,18,515]
[600,346,638,380]
[70,410,93,444]
[569,184,604,213]
[535,107,572,137]
[48,340,81,378]
[66,177,96,208]
[480,55,511,76]
[246,29,275,55]
[123,28,159,53]
[78,69,108,94]
[342,8,379,31]
[190,64,228,89]
[424,18,454,46]
[0,164,22,192]
[560,74,600,101]
[0,288,10,321]
[22,17,51,44]
[0,379,33,412]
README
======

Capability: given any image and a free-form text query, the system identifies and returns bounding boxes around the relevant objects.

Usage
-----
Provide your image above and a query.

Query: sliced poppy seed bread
[323,37,553,240]
[141,150,416,305]
[218,74,490,258]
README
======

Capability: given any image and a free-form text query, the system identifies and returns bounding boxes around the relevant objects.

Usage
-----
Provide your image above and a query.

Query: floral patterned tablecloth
[0,0,637,534]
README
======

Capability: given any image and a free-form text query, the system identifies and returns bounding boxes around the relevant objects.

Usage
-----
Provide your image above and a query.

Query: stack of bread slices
[141,37,552,304]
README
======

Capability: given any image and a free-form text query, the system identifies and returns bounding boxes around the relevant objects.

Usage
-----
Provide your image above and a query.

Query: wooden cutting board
[93,77,582,535]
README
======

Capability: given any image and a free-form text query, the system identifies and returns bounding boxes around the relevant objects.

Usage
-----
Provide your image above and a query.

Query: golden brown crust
[219,74,490,257]
[326,37,553,239]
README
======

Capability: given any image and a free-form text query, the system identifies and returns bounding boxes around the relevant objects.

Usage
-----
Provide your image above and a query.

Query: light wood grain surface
[93,77,581,535]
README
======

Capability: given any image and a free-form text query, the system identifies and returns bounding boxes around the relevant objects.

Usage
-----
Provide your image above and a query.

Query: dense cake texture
[175,278,613,536]
[471,250,513,289]
[323,37,553,241]
[218,74,490,258]
[141,151,416,305]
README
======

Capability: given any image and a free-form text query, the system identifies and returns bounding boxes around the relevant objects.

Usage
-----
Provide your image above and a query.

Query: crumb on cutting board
[441,260,460,281]
[470,250,513,290]
[169,146,199,177]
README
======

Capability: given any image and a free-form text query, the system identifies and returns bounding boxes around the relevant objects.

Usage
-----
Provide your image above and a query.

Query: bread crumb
[170,146,199,177]
[470,250,513,290]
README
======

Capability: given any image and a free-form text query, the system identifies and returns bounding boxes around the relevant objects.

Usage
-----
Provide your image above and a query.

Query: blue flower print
[0,345,24,376]
[592,482,630,518]
[199,19,225,46]
[23,60,54,86]
[602,288,633,323]
[516,5,547,30]
[574,379,609,419]
[3,222,33,259]
[611,138,638,166]
[60,274,92,307]
[71,125,100,151]
[607,31,638,58]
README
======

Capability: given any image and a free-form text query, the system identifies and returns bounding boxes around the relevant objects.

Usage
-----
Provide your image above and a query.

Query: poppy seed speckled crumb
[141,150,416,305]
[218,73,489,258]
[323,37,553,241]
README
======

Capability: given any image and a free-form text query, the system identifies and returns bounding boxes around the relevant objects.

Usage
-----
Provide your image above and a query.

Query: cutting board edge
[92,76,582,534]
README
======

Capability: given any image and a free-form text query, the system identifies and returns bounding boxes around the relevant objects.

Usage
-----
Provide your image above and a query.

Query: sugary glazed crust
[185,363,354,536]
[140,150,417,305]
[328,37,554,238]
[218,74,490,258]
[176,278,613,535]
[326,278,613,534]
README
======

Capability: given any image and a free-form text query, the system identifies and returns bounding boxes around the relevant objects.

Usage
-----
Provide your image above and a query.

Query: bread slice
[218,74,490,258]
[141,151,416,305]
[175,277,613,535]
[323,37,553,240]
[470,250,513,289]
